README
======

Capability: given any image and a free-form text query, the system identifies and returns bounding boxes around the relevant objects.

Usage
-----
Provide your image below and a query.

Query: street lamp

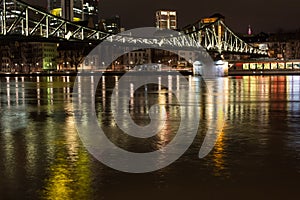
[168,59,172,71]
[36,62,39,71]
[129,61,133,70]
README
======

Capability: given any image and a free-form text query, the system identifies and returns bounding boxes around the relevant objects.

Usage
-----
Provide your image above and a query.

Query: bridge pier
[215,60,228,76]
[192,60,228,77]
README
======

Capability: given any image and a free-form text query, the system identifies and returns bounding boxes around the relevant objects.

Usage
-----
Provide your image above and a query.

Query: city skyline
[24,0,300,34]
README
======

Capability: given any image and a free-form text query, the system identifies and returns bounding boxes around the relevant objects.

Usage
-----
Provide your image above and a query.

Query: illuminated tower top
[248,25,252,35]
[156,10,177,30]
[48,0,84,22]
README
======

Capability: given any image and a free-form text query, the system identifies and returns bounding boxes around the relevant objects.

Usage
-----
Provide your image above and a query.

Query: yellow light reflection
[156,86,168,149]
[44,155,73,200]
[206,78,229,177]
[3,131,15,181]
[43,109,92,199]
[25,124,38,179]
[212,130,226,177]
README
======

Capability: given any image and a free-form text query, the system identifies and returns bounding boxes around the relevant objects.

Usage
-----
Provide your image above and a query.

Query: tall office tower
[102,15,121,34]
[49,0,83,22]
[48,0,100,24]
[83,0,100,27]
[63,0,73,21]
[99,15,121,34]
[156,10,177,30]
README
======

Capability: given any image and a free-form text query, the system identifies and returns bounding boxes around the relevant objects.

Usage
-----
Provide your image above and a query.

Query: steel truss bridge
[0,0,268,56]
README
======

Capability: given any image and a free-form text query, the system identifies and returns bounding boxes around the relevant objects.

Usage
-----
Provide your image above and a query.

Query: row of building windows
[128,52,146,57]
[44,58,55,63]
[43,53,56,58]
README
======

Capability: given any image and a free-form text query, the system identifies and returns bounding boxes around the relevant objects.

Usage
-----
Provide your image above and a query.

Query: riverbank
[0,70,193,77]
[4,69,300,77]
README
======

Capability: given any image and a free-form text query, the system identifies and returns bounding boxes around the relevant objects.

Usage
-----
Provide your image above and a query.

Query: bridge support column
[45,16,49,38]
[25,8,29,36]
[192,61,203,76]
[217,21,222,53]
[2,0,6,35]
[215,60,228,77]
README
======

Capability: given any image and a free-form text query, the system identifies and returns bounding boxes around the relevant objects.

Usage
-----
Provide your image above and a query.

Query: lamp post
[129,61,133,71]
[168,59,172,71]
[91,61,94,71]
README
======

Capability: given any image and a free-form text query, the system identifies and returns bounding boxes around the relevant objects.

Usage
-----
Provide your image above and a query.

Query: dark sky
[27,0,300,34]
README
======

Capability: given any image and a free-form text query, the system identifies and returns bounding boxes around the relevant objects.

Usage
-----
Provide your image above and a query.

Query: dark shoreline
[3,70,300,77]
[0,70,194,77]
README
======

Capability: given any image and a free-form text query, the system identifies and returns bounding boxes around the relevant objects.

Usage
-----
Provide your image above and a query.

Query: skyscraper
[99,15,121,34]
[49,0,79,21]
[156,10,177,30]
[83,0,100,27]
[48,0,100,24]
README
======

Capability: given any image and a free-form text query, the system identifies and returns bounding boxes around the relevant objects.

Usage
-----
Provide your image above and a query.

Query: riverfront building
[0,42,58,72]
[242,31,300,60]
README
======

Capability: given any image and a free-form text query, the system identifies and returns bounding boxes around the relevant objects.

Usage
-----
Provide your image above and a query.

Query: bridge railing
[0,0,268,56]
[0,0,110,41]
[182,18,268,56]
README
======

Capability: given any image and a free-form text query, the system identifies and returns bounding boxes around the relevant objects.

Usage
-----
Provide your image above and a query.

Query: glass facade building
[48,0,100,24]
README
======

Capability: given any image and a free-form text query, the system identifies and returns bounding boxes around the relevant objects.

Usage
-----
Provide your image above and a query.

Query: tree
[56,43,95,72]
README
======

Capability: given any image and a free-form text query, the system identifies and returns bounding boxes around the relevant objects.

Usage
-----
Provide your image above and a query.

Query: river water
[0,75,299,200]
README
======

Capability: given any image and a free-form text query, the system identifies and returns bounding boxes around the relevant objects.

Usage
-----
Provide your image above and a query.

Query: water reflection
[0,75,300,199]
[43,111,92,200]
[206,78,229,177]
[0,76,94,199]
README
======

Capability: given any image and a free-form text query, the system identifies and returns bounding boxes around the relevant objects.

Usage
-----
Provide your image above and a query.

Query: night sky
[27,0,300,34]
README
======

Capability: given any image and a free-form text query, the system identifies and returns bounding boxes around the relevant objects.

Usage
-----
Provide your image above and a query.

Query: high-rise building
[156,10,177,30]
[99,16,121,34]
[49,0,80,21]
[48,0,100,24]
[154,10,178,69]
[83,0,100,27]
